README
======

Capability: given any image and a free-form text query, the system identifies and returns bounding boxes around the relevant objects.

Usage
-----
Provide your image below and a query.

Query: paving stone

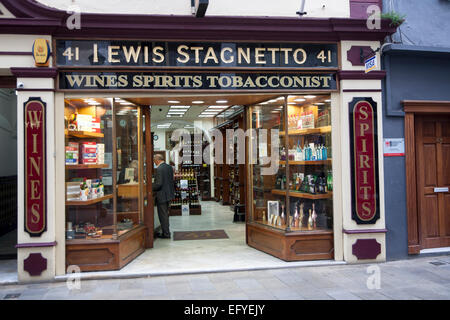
[350,290,392,300]
[244,289,276,300]
[325,289,362,300]
[188,275,216,292]
[257,277,289,290]
[234,278,265,291]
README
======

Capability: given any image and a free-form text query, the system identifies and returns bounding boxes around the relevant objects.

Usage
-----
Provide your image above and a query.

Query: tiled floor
[60,201,343,280]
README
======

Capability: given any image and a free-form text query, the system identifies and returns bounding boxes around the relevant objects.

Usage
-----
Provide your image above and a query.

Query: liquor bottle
[322,145,328,161]
[327,171,333,192]
[293,205,299,228]
[299,202,304,228]
[308,209,313,230]
[312,203,317,229]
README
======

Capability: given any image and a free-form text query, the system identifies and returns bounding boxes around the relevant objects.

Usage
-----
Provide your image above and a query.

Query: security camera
[159,108,162,112]
[17,82,24,89]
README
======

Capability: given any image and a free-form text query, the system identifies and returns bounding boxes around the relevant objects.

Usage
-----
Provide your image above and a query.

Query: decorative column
[11,67,58,281]
[338,41,387,263]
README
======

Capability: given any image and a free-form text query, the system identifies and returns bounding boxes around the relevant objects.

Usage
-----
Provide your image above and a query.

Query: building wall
[383,0,450,47]
[381,0,450,259]
[37,0,351,18]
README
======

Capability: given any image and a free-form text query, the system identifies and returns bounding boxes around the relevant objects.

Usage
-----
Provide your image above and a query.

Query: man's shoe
[155,232,171,239]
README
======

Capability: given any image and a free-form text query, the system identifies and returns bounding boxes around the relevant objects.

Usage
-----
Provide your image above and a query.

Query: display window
[249,94,333,234]
[64,98,144,243]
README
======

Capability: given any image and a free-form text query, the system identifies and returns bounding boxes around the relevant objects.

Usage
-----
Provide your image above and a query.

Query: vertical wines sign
[349,97,380,224]
[24,98,47,236]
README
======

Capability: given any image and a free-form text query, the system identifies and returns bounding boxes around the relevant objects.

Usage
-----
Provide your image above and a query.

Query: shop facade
[0,0,396,282]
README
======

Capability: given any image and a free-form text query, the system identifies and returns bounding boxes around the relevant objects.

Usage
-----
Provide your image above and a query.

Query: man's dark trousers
[156,200,170,237]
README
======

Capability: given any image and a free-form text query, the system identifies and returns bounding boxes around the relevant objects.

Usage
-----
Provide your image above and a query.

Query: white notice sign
[384,138,405,156]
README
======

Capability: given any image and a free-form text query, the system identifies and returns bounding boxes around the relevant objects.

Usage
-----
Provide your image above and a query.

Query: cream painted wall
[37,0,350,18]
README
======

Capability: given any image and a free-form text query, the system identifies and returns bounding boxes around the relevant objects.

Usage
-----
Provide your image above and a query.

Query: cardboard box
[76,114,93,132]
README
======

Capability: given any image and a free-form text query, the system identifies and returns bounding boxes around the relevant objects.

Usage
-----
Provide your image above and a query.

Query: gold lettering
[108,45,120,63]
[361,202,372,216]
[31,203,40,224]
[280,48,292,65]
[311,76,321,88]
[118,75,128,87]
[29,157,41,176]
[243,76,256,88]
[237,47,250,64]
[360,123,369,137]
[153,46,164,63]
[359,105,369,120]
[255,48,266,64]
[192,75,203,88]
[321,76,331,88]
[255,76,268,88]
[30,179,40,200]
[220,47,234,64]
[204,47,219,64]
[133,75,143,87]
[360,186,372,200]
[232,76,244,88]
[32,134,38,154]
[123,46,141,63]
[144,46,149,63]
[359,155,370,169]
[65,75,85,88]
[190,47,203,64]
[266,48,279,64]
[362,170,369,184]
[268,76,279,88]
[293,48,307,64]
[361,139,367,153]
[93,43,98,63]
[176,45,190,63]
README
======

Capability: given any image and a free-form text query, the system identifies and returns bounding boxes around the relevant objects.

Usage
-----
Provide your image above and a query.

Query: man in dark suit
[152,154,175,239]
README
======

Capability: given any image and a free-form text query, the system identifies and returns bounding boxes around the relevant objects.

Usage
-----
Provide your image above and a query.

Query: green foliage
[381,11,406,27]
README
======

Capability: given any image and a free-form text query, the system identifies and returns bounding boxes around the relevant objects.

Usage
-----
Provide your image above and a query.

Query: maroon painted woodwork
[349,97,380,224]
[352,238,381,260]
[347,46,375,66]
[0,1,396,41]
[338,70,386,80]
[24,97,47,237]
[16,241,57,248]
[11,67,58,78]
[23,253,47,276]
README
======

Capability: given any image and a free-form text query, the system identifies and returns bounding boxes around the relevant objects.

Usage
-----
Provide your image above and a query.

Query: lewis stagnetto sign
[24,97,47,237]
[58,72,337,91]
[349,97,380,225]
[55,40,338,69]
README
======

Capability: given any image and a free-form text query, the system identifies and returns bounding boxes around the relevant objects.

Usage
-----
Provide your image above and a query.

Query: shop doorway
[414,114,450,249]
[0,86,17,260]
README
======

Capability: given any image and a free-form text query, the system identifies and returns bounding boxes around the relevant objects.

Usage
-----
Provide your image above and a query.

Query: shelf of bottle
[65,163,109,170]
[279,159,332,166]
[279,126,331,136]
[65,129,104,138]
[66,194,113,206]
[254,220,333,234]
[271,189,333,200]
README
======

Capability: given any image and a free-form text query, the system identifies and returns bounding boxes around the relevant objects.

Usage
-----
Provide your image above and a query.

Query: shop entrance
[414,114,450,249]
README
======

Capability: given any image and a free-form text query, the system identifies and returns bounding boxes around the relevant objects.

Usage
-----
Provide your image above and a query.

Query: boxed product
[80,142,97,164]
[65,142,79,165]
[76,114,93,132]
[91,117,101,133]
[302,111,315,129]
[96,143,105,164]
[66,181,81,201]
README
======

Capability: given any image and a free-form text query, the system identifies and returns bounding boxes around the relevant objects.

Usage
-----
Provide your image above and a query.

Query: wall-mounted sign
[58,71,337,91]
[364,55,377,73]
[24,97,47,237]
[349,97,380,225]
[383,138,405,157]
[55,40,338,69]
[32,39,51,67]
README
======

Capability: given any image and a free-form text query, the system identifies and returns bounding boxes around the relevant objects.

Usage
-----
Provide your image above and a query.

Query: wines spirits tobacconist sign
[349,97,380,224]
[56,40,338,91]
[24,98,47,237]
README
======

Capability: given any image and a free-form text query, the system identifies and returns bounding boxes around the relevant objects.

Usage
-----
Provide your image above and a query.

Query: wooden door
[415,115,450,249]
[143,107,154,248]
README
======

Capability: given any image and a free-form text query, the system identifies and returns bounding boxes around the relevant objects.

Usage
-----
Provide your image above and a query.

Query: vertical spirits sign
[349,98,380,224]
[24,98,47,236]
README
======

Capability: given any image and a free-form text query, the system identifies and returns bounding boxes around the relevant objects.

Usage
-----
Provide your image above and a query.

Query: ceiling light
[166,115,183,118]
[167,100,180,103]
[170,105,190,109]
[315,103,325,105]
[304,95,316,99]
[192,101,204,104]
[325,99,331,102]
[294,98,306,102]
[207,105,228,108]
[88,102,101,106]
[269,100,277,103]
[198,115,215,117]
[120,102,133,105]
[215,100,228,103]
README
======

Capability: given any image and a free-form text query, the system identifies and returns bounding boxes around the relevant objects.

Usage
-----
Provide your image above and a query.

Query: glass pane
[286,95,333,232]
[114,100,142,234]
[250,96,287,231]
[64,98,115,240]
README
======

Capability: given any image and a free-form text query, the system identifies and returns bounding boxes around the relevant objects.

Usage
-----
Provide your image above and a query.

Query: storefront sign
[349,97,380,224]
[59,71,337,91]
[24,98,47,237]
[33,39,51,67]
[55,40,338,69]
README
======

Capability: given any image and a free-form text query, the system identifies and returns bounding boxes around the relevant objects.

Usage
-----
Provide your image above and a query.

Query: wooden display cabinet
[64,98,146,272]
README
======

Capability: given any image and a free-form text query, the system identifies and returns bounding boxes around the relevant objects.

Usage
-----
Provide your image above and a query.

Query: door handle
[434,187,449,193]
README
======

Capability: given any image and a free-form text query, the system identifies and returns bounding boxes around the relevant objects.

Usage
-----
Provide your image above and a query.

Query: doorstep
[54,260,347,282]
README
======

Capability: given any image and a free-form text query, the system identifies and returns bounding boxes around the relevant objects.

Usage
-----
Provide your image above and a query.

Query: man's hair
[154,154,164,161]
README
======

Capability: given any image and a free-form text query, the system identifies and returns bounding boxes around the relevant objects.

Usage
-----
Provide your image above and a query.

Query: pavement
[0,254,449,300]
